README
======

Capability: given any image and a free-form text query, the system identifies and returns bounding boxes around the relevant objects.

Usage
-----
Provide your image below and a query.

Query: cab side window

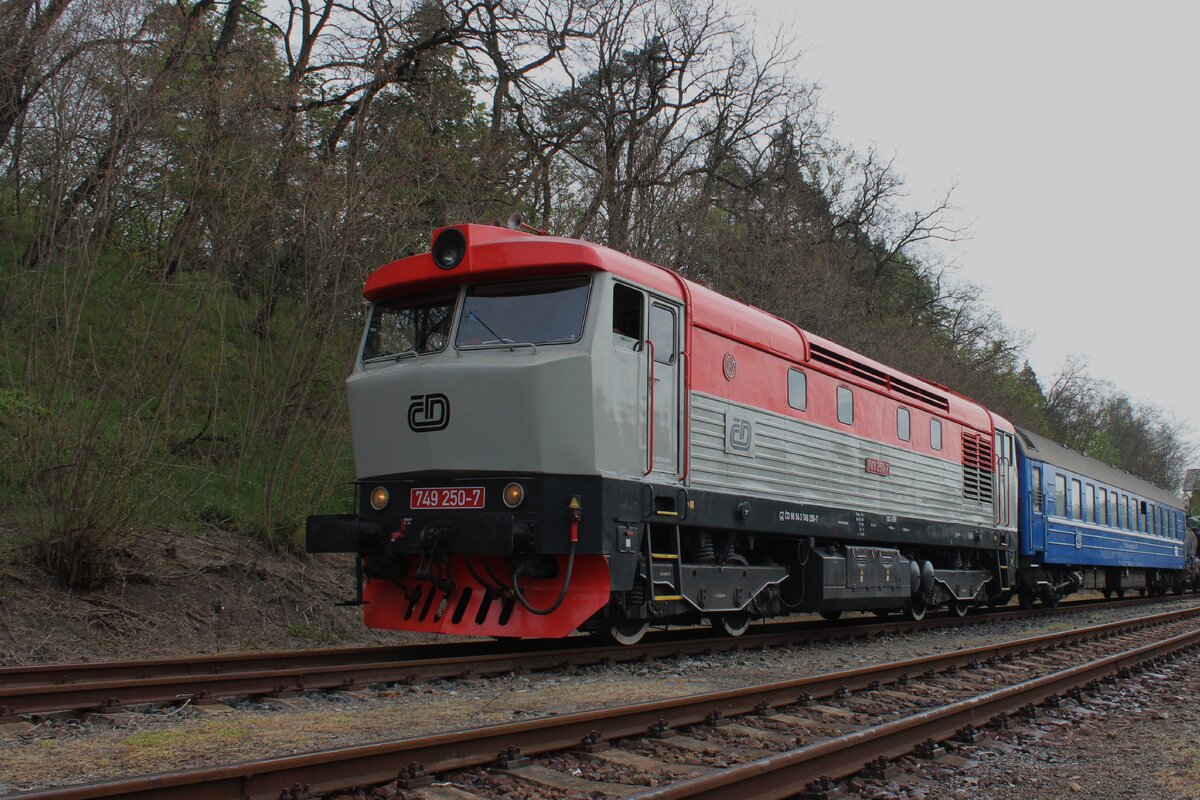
[612,284,643,348]
[648,304,676,364]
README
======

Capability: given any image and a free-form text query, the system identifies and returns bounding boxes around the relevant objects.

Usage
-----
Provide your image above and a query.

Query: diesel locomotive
[307,223,1193,643]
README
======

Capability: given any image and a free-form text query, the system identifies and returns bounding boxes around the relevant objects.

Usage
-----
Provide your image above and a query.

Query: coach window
[1155,506,1162,536]
[897,407,911,441]
[1071,479,1082,521]
[1084,484,1094,523]
[612,283,643,348]
[837,386,854,425]
[1054,475,1066,516]
[930,418,942,450]
[648,304,676,364]
[1119,494,1128,529]
[787,369,807,411]
[1138,500,1147,532]
[1098,488,1109,525]
[1108,491,1117,527]
[1032,466,1043,513]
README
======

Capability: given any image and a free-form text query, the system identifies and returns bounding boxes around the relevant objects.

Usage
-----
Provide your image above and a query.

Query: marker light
[369,486,390,511]
[432,228,466,270]
[502,482,525,508]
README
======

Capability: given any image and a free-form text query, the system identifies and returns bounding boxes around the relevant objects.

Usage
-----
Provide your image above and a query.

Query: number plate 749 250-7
[410,487,485,509]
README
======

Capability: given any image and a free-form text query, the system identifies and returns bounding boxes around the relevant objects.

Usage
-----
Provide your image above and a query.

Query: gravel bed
[841,650,1200,800]
[2,596,1199,794]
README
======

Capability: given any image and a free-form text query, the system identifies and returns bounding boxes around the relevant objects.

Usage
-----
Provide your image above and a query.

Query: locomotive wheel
[951,600,970,617]
[819,610,842,622]
[906,598,927,621]
[600,619,648,646]
[1018,586,1036,610]
[1041,587,1061,608]
[1116,588,1126,599]
[1102,588,1113,600]
[709,612,752,637]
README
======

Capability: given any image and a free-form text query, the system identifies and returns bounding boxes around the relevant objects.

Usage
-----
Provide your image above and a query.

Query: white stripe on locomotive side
[689,392,996,528]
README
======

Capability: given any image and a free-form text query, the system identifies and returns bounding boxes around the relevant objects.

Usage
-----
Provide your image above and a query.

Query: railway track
[0,594,1188,719]
[8,603,1200,799]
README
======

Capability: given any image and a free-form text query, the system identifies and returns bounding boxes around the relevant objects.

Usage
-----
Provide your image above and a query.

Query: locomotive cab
[308,225,690,639]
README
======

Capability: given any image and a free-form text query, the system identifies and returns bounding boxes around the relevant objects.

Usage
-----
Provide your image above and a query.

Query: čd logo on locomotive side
[408,393,450,432]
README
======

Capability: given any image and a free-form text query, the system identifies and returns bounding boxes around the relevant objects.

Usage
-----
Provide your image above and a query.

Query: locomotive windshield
[455,276,590,347]
[362,289,457,360]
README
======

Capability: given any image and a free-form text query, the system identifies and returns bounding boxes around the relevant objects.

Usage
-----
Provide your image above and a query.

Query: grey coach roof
[1016,427,1183,510]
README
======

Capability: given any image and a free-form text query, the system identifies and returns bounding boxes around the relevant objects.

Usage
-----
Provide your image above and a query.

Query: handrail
[645,339,655,476]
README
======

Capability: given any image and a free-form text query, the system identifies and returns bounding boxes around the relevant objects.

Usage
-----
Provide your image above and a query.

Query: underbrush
[0,232,357,587]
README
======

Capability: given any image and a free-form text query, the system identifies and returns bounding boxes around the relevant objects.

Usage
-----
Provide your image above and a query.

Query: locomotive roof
[364,223,1001,432]
[1016,427,1182,509]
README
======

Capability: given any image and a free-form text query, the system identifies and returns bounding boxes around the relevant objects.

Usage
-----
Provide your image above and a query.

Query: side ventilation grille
[962,433,994,504]
[809,343,950,412]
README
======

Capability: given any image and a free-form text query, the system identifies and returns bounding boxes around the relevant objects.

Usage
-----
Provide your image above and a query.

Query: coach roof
[1017,427,1182,509]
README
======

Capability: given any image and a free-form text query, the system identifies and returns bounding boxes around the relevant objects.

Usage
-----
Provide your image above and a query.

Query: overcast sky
[746,1,1199,468]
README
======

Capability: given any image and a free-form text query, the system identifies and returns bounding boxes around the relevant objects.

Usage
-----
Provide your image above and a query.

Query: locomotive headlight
[502,482,525,508]
[432,228,466,270]
[369,486,390,511]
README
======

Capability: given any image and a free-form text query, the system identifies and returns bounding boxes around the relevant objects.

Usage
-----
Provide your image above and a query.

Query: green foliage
[1,0,1191,591]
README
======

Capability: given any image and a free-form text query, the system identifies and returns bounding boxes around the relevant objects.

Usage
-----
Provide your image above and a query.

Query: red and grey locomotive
[307,222,1034,642]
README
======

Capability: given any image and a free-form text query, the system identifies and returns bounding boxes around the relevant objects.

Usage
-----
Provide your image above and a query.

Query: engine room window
[1055,475,1066,516]
[362,290,457,361]
[897,407,910,441]
[930,418,942,450]
[456,276,591,348]
[612,283,643,347]
[649,304,676,364]
[787,369,807,411]
[837,386,854,425]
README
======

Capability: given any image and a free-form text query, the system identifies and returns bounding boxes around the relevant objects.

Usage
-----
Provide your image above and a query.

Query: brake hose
[511,538,577,616]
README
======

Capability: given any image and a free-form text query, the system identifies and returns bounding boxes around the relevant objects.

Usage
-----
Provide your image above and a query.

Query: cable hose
[510,540,577,616]
[463,554,500,593]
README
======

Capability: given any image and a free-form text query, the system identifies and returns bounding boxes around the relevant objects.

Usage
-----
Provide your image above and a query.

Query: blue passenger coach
[1015,427,1187,606]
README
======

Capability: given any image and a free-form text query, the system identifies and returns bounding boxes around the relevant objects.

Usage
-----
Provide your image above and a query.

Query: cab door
[647,301,681,479]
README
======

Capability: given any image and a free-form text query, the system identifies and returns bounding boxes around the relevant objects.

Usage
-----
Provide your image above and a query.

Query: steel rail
[628,626,1200,798]
[0,595,1184,716]
[0,597,1180,714]
[8,604,1200,800]
[0,594,1164,686]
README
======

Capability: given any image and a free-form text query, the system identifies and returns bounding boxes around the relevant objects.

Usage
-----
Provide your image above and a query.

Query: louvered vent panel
[962,432,994,504]
[809,343,950,412]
